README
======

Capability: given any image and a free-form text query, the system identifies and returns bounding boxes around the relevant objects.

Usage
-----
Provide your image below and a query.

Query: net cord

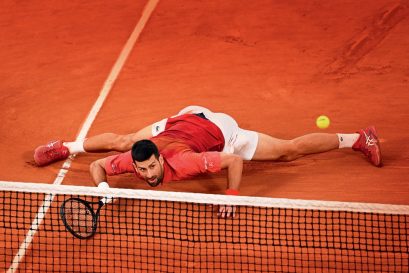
[1,180,408,215]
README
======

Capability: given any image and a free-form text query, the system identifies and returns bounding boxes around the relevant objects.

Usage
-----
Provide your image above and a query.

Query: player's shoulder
[161,150,196,163]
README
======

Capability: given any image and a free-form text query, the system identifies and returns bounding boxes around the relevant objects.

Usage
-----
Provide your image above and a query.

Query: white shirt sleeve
[151,118,168,136]
[177,105,211,116]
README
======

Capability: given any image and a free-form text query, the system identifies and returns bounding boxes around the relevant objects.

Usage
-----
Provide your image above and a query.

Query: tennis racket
[60,197,106,239]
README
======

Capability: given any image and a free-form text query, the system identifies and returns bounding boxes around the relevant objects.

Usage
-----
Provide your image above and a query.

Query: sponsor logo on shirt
[203,156,214,170]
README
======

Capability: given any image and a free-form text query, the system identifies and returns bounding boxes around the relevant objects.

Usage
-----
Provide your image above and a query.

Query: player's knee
[279,140,299,161]
[112,134,133,151]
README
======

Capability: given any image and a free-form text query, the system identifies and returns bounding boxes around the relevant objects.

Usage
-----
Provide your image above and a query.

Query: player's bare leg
[34,125,152,166]
[251,128,382,167]
[81,125,152,153]
[252,133,339,161]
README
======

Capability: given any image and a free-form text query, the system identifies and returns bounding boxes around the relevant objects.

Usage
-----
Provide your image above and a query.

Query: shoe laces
[44,142,66,159]
[363,131,377,147]
[364,131,377,146]
[359,130,378,157]
[47,141,60,148]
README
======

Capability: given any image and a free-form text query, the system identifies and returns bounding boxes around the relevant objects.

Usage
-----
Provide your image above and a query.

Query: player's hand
[98,182,115,204]
[218,205,236,218]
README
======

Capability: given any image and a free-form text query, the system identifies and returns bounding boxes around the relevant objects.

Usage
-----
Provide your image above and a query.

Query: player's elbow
[89,159,107,184]
[221,153,243,169]
[231,154,243,166]
[90,158,105,171]
[90,160,99,173]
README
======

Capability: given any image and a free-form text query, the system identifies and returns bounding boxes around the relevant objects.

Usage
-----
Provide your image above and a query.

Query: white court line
[7,0,160,272]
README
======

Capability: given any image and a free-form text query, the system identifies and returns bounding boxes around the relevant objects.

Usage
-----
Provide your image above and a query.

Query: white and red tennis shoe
[352,126,382,167]
[34,140,70,166]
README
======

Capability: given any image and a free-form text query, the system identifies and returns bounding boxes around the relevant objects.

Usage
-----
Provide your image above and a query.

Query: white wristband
[98,182,110,189]
[98,182,112,204]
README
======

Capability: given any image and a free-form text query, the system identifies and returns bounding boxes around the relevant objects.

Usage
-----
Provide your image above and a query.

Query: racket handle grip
[100,196,113,204]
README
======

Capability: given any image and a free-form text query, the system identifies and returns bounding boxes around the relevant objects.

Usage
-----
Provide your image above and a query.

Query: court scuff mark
[323,2,408,78]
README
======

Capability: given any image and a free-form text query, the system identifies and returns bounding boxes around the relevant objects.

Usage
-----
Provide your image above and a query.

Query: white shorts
[152,106,259,160]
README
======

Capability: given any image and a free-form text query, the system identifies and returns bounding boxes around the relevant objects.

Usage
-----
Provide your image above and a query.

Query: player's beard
[145,164,164,187]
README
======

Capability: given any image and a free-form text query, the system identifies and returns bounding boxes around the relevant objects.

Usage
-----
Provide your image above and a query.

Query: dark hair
[131,140,159,162]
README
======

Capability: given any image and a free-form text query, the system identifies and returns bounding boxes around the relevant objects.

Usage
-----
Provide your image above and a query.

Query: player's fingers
[226,209,231,218]
[218,205,237,218]
[226,206,232,218]
[226,206,236,218]
[217,205,221,217]
[218,205,226,218]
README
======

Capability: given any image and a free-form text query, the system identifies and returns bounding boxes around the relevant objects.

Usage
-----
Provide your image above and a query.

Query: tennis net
[1,181,408,273]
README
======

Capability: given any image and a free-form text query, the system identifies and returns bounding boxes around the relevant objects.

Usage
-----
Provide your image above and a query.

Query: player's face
[133,154,164,187]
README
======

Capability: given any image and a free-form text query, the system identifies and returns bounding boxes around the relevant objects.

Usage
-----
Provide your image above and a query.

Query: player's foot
[352,126,382,167]
[34,140,70,166]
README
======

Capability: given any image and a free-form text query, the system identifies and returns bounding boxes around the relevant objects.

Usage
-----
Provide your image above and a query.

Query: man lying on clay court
[34,106,382,217]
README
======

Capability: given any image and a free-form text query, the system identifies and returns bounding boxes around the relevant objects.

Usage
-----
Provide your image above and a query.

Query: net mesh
[1,181,408,273]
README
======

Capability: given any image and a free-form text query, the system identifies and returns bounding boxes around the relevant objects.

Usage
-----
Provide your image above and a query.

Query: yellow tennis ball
[316,115,330,129]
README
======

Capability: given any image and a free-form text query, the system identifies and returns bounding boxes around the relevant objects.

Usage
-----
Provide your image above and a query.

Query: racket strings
[64,200,95,237]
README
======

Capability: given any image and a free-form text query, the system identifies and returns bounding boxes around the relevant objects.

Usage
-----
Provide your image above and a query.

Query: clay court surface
[1,0,408,203]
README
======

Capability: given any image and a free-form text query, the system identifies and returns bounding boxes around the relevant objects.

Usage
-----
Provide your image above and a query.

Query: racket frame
[60,197,104,239]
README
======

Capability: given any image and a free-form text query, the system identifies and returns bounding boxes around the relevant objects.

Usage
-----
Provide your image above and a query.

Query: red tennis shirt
[105,114,225,182]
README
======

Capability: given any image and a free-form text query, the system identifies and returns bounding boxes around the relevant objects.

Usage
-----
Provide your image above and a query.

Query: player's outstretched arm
[90,158,109,186]
[218,153,243,218]
[89,158,115,204]
[219,153,243,193]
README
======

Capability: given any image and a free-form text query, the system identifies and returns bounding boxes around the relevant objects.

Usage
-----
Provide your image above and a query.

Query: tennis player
[34,106,382,217]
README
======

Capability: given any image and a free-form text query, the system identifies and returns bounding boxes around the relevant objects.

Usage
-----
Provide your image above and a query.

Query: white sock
[63,140,85,154]
[337,133,360,148]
